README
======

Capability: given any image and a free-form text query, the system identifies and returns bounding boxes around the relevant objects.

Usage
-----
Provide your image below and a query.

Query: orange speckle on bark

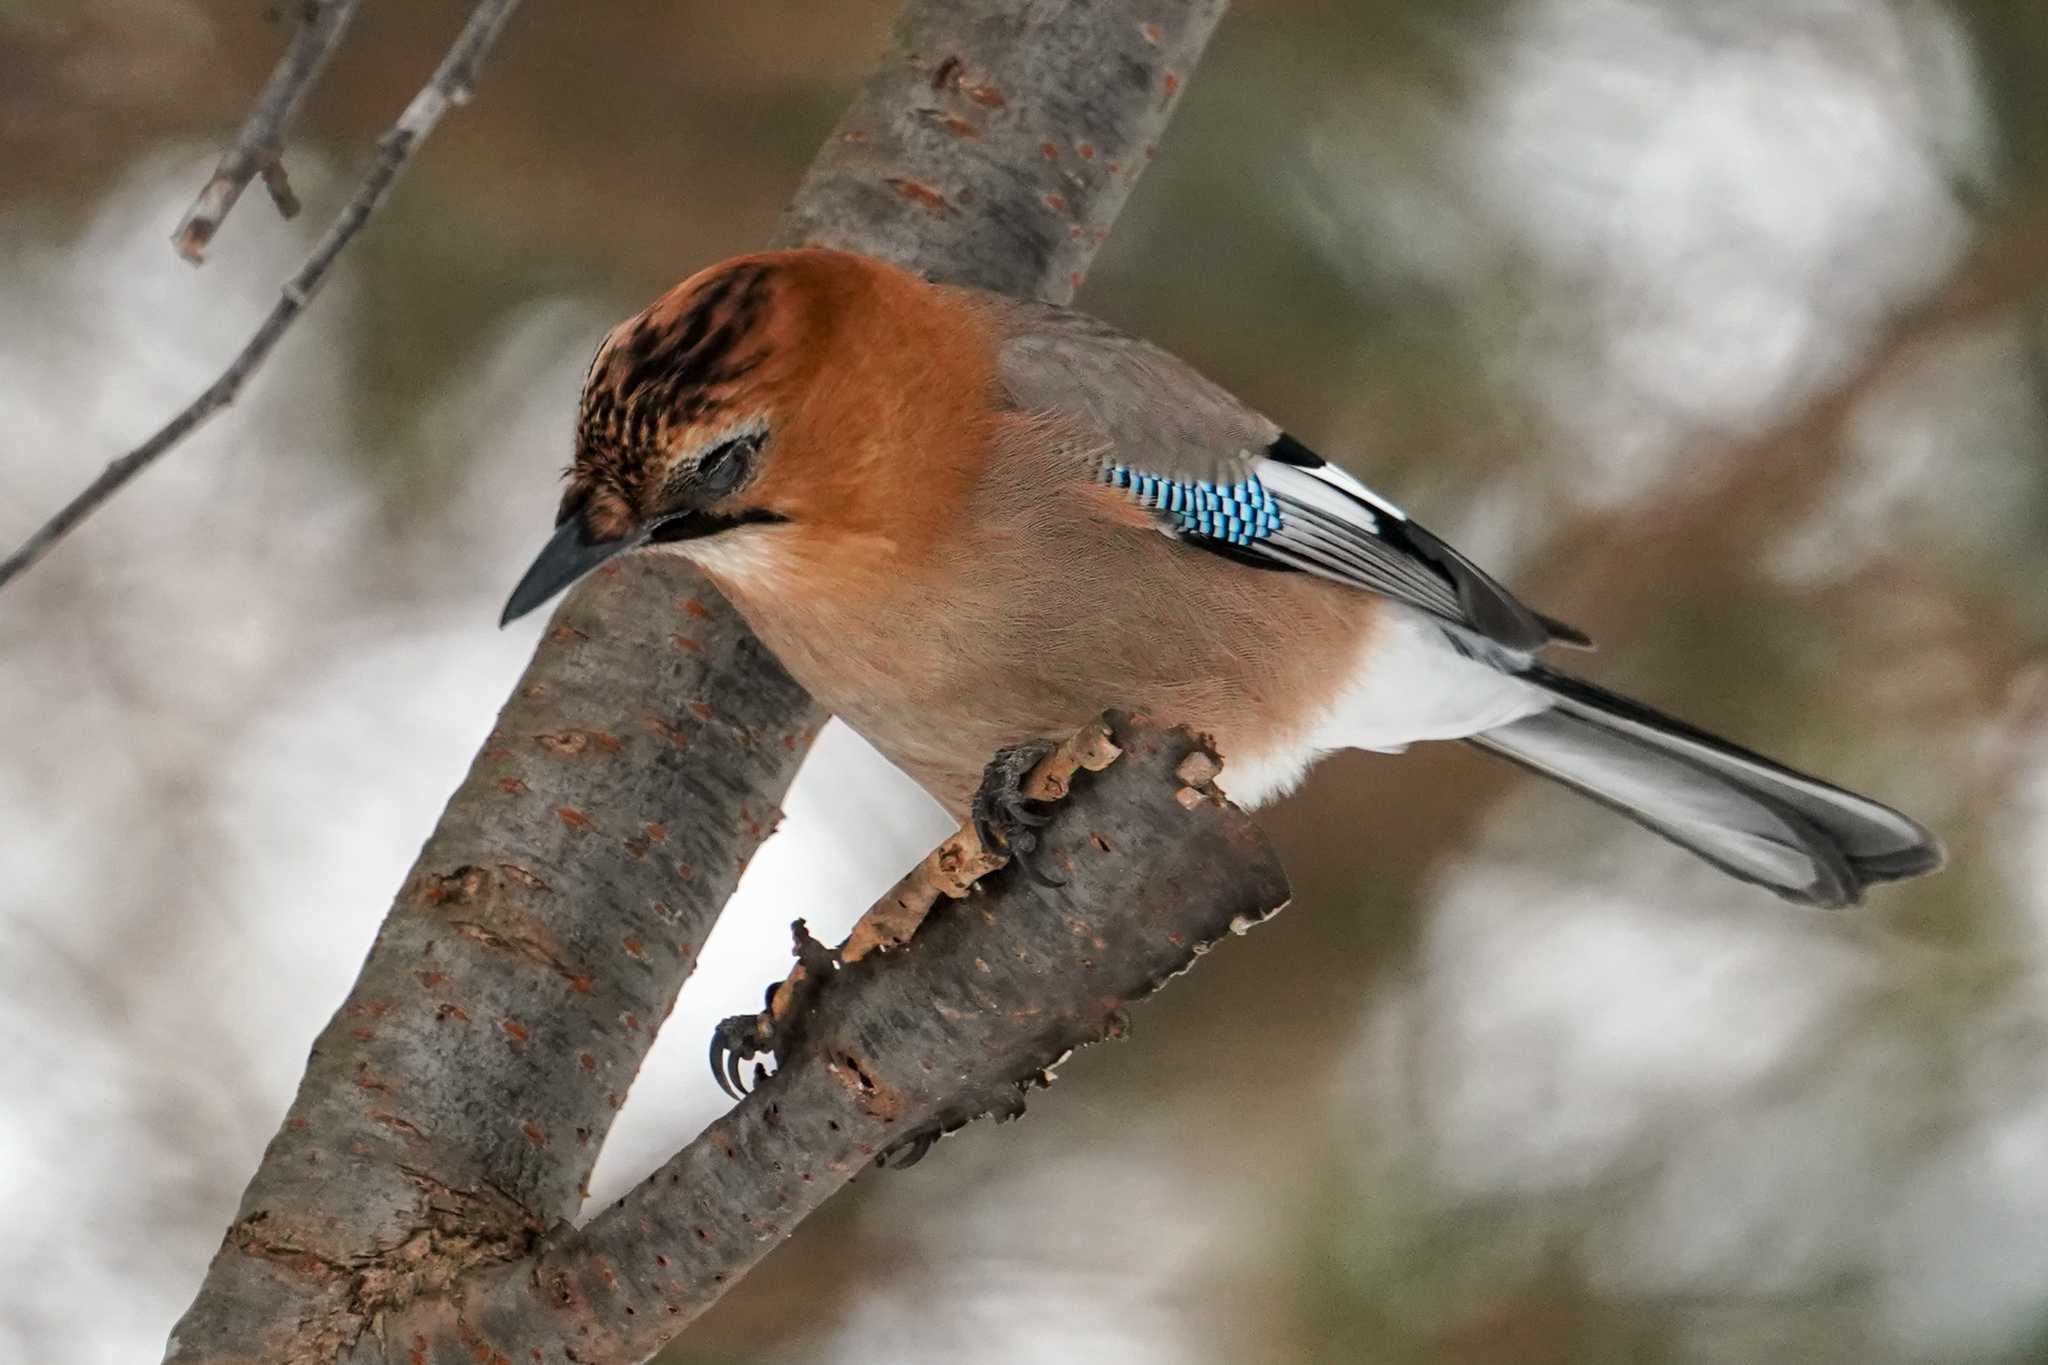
[670,634,703,652]
[498,863,549,891]
[675,861,694,881]
[964,81,1005,108]
[885,177,954,215]
[437,1003,469,1022]
[644,822,667,842]
[680,597,710,618]
[535,729,621,758]
[1040,141,1059,160]
[555,806,592,832]
[1043,192,1067,212]
[641,714,690,748]
[579,1052,598,1071]
[501,1018,529,1042]
[1076,142,1095,159]
[522,1122,547,1148]
[350,1027,374,1042]
[688,701,714,721]
[369,1110,424,1138]
[1163,71,1180,96]
[623,937,644,957]
[499,777,527,795]
[1141,21,1163,43]
[924,109,978,137]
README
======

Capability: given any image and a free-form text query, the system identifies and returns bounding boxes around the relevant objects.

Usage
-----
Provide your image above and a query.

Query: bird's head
[501,248,987,625]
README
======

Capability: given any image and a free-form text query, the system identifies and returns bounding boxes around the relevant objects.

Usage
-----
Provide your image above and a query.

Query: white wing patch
[1265,453,1410,522]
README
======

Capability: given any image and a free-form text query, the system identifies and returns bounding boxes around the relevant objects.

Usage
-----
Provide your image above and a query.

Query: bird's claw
[708,1009,773,1101]
[707,919,838,1101]
[971,738,1065,886]
[877,1130,938,1169]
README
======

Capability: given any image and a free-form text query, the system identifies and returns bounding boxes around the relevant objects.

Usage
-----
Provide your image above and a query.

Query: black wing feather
[1218,435,1586,654]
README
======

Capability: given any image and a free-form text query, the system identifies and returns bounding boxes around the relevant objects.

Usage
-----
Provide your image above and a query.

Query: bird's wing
[991,298,1587,654]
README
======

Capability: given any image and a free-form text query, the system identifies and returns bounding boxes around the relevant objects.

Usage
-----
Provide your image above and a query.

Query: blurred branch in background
[163,2,1227,1361]
[1533,188,2048,631]
[0,0,524,593]
[170,0,363,262]
[1954,0,2048,462]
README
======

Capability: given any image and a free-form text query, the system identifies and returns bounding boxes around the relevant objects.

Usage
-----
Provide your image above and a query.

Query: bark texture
[168,2,1230,1362]
[367,716,1289,1364]
[783,0,1223,302]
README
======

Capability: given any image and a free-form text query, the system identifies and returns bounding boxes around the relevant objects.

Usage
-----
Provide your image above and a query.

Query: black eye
[697,433,759,498]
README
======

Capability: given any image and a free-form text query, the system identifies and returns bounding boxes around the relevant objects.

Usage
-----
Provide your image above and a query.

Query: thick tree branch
[0,0,524,594]
[171,0,365,262]
[166,3,1229,1362]
[357,717,1289,1363]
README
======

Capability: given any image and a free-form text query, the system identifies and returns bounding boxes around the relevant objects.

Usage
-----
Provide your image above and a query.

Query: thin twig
[171,0,365,263]
[0,0,527,595]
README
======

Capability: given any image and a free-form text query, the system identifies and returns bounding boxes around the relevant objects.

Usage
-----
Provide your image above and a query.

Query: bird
[501,247,1942,909]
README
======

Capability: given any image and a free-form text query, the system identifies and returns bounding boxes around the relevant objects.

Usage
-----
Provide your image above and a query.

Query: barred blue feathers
[1104,464,1283,547]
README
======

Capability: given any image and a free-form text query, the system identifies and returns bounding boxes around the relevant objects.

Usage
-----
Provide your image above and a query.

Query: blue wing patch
[1104,464,1288,548]
[1100,435,1587,654]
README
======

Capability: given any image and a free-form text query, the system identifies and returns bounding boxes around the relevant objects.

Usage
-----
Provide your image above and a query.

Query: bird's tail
[1468,666,1943,907]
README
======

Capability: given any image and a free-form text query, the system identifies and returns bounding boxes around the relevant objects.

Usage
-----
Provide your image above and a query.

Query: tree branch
[0,0,524,595]
[171,0,365,263]
[361,717,1288,1363]
[165,3,1229,1361]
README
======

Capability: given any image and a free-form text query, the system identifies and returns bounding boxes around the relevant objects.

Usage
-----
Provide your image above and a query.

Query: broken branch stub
[811,712,1293,1160]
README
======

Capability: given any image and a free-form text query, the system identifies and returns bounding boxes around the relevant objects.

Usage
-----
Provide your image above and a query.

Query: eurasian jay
[502,248,1941,908]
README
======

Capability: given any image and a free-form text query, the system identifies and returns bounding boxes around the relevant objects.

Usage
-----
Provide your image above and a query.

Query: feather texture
[989,295,1584,652]
[523,249,1939,910]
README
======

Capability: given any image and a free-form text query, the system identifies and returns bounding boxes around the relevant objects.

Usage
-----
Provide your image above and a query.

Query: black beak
[500,517,638,626]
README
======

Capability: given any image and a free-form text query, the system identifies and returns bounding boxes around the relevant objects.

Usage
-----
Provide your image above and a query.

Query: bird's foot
[971,738,1064,886]
[708,919,838,1099]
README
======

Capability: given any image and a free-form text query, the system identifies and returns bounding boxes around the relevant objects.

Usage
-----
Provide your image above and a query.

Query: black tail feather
[1470,666,1943,907]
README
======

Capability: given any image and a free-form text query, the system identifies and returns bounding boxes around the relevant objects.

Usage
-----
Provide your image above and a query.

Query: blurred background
[3,1,2046,1361]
